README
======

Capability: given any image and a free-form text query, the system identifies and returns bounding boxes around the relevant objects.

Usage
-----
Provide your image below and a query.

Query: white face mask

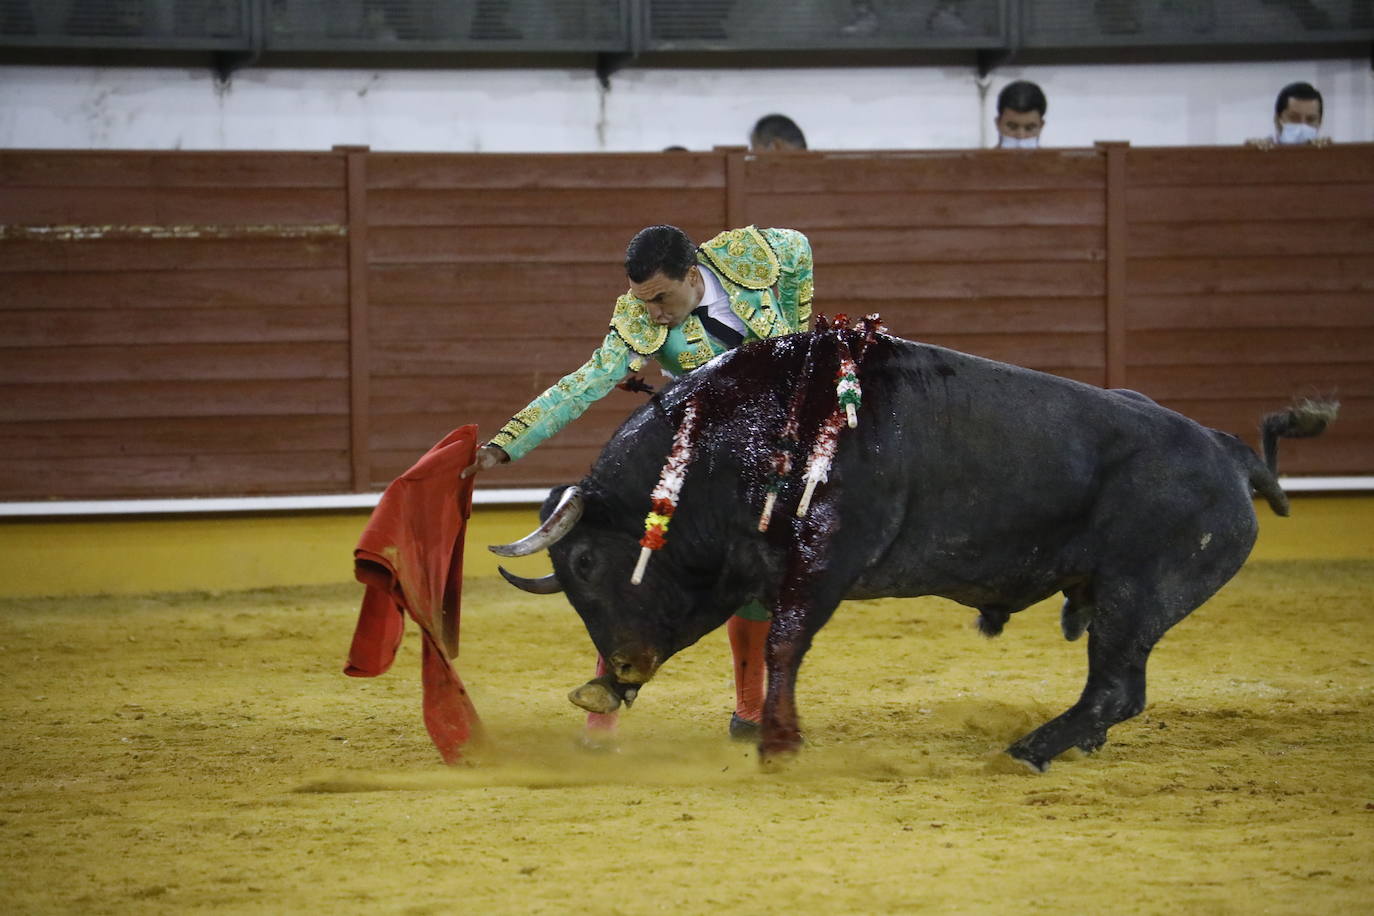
[999,135,1039,150]
[1277,122,1319,145]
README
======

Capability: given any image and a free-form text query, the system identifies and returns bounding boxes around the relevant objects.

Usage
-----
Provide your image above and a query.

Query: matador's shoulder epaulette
[610,293,668,358]
[699,226,780,290]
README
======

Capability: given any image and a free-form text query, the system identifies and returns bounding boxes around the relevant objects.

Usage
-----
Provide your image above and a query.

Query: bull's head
[491,481,755,693]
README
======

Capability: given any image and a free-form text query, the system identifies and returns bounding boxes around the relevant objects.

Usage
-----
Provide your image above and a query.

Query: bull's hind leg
[1006,612,1162,772]
[1003,571,1218,773]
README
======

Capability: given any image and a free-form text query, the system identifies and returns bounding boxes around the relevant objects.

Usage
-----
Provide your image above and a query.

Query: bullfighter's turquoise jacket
[489,226,814,462]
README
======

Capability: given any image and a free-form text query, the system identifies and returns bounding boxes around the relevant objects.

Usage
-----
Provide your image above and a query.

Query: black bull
[494,330,1334,771]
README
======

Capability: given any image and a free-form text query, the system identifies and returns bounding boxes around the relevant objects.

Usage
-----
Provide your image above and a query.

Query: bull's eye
[569,543,597,580]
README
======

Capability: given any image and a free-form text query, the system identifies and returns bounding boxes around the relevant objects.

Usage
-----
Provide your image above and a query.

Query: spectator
[750,114,808,152]
[1273,81,1326,145]
[994,81,1047,149]
[1246,82,1330,149]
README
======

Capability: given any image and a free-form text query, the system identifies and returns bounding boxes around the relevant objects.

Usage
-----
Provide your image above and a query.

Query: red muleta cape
[346,425,483,763]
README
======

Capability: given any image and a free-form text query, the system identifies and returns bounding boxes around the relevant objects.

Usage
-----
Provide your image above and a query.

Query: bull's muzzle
[566,649,659,715]
[608,650,659,685]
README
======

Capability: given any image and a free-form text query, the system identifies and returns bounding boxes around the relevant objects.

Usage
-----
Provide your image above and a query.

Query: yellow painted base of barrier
[0,495,1368,599]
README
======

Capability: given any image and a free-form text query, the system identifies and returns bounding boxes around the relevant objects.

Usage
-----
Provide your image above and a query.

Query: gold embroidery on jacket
[610,293,667,355]
[675,314,717,370]
[700,226,780,290]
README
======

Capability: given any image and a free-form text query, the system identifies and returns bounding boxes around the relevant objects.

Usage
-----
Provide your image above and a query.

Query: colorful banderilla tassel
[758,435,799,533]
[759,326,823,533]
[836,345,861,429]
[797,405,845,518]
[632,398,700,585]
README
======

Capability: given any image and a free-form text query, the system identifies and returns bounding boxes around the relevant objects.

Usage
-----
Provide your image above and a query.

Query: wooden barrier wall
[1,144,1369,500]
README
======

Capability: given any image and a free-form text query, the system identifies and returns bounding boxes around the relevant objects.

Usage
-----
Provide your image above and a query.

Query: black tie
[691,306,744,349]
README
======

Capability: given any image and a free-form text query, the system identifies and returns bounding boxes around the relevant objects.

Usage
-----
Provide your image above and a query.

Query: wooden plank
[0,187,347,225]
[368,262,630,306]
[1102,141,1128,389]
[807,225,1106,264]
[1127,292,1374,330]
[743,149,1107,193]
[0,236,348,273]
[342,145,372,496]
[1268,436,1374,475]
[0,379,349,421]
[1126,144,1374,187]
[1127,256,1374,295]
[724,147,747,229]
[371,378,650,419]
[372,338,618,377]
[0,415,349,460]
[0,151,347,189]
[368,188,724,228]
[1162,397,1371,430]
[1128,328,1374,366]
[371,399,649,453]
[373,445,606,489]
[1127,219,1374,259]
[0,452,353,500]
[841,298,1105,335]
[0,342,349,384]
[370,302,611,342]
[5,307,348,347]
[1127,364,1374,400]
[1126,184,1374,223]
[369,225,636,265]
[367,152,726,190]
[2,269,348,310]
[745,189,1104,229]
[825,261,1105,298]
[887,332,1106,370]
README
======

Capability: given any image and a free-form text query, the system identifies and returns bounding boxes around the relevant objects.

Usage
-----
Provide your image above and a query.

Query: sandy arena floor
[2,557,1372,914]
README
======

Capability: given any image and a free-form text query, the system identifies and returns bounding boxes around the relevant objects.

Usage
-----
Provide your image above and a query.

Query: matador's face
[629,266,705,329]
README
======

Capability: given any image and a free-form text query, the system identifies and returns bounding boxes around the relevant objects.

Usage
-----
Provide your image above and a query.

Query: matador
[464,223,815,740]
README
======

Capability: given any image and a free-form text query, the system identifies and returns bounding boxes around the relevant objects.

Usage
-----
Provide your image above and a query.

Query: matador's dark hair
[625,225,697,283]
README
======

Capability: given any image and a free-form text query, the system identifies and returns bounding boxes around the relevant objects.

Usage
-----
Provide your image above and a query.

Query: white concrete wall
[0,57,1370,152]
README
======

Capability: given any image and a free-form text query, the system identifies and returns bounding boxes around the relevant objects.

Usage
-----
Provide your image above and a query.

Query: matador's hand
[460,444,509,479]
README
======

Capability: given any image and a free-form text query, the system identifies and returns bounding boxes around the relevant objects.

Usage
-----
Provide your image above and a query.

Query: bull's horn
[488,486,584,557]
[497,566,563,595]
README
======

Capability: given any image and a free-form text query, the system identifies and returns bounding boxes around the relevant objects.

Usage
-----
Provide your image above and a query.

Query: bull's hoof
[1005,746,1050,773]
[568,681,620,715]
[1075,731,1107,754]
[757,730,805,764]
[728,714,760,741]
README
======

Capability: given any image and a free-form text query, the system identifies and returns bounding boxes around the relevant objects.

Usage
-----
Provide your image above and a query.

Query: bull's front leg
[758,516,846,761]
[759,603,810,758]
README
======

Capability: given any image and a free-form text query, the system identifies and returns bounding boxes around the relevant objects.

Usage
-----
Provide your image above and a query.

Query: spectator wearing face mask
[1248,82,1331,149]
[994,81,1047,150]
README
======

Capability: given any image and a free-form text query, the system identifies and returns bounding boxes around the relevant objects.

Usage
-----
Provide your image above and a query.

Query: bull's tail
[1249,398,1339,516]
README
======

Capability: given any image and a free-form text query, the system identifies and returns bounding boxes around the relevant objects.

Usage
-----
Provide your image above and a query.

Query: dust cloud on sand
[2,562,1372,914]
